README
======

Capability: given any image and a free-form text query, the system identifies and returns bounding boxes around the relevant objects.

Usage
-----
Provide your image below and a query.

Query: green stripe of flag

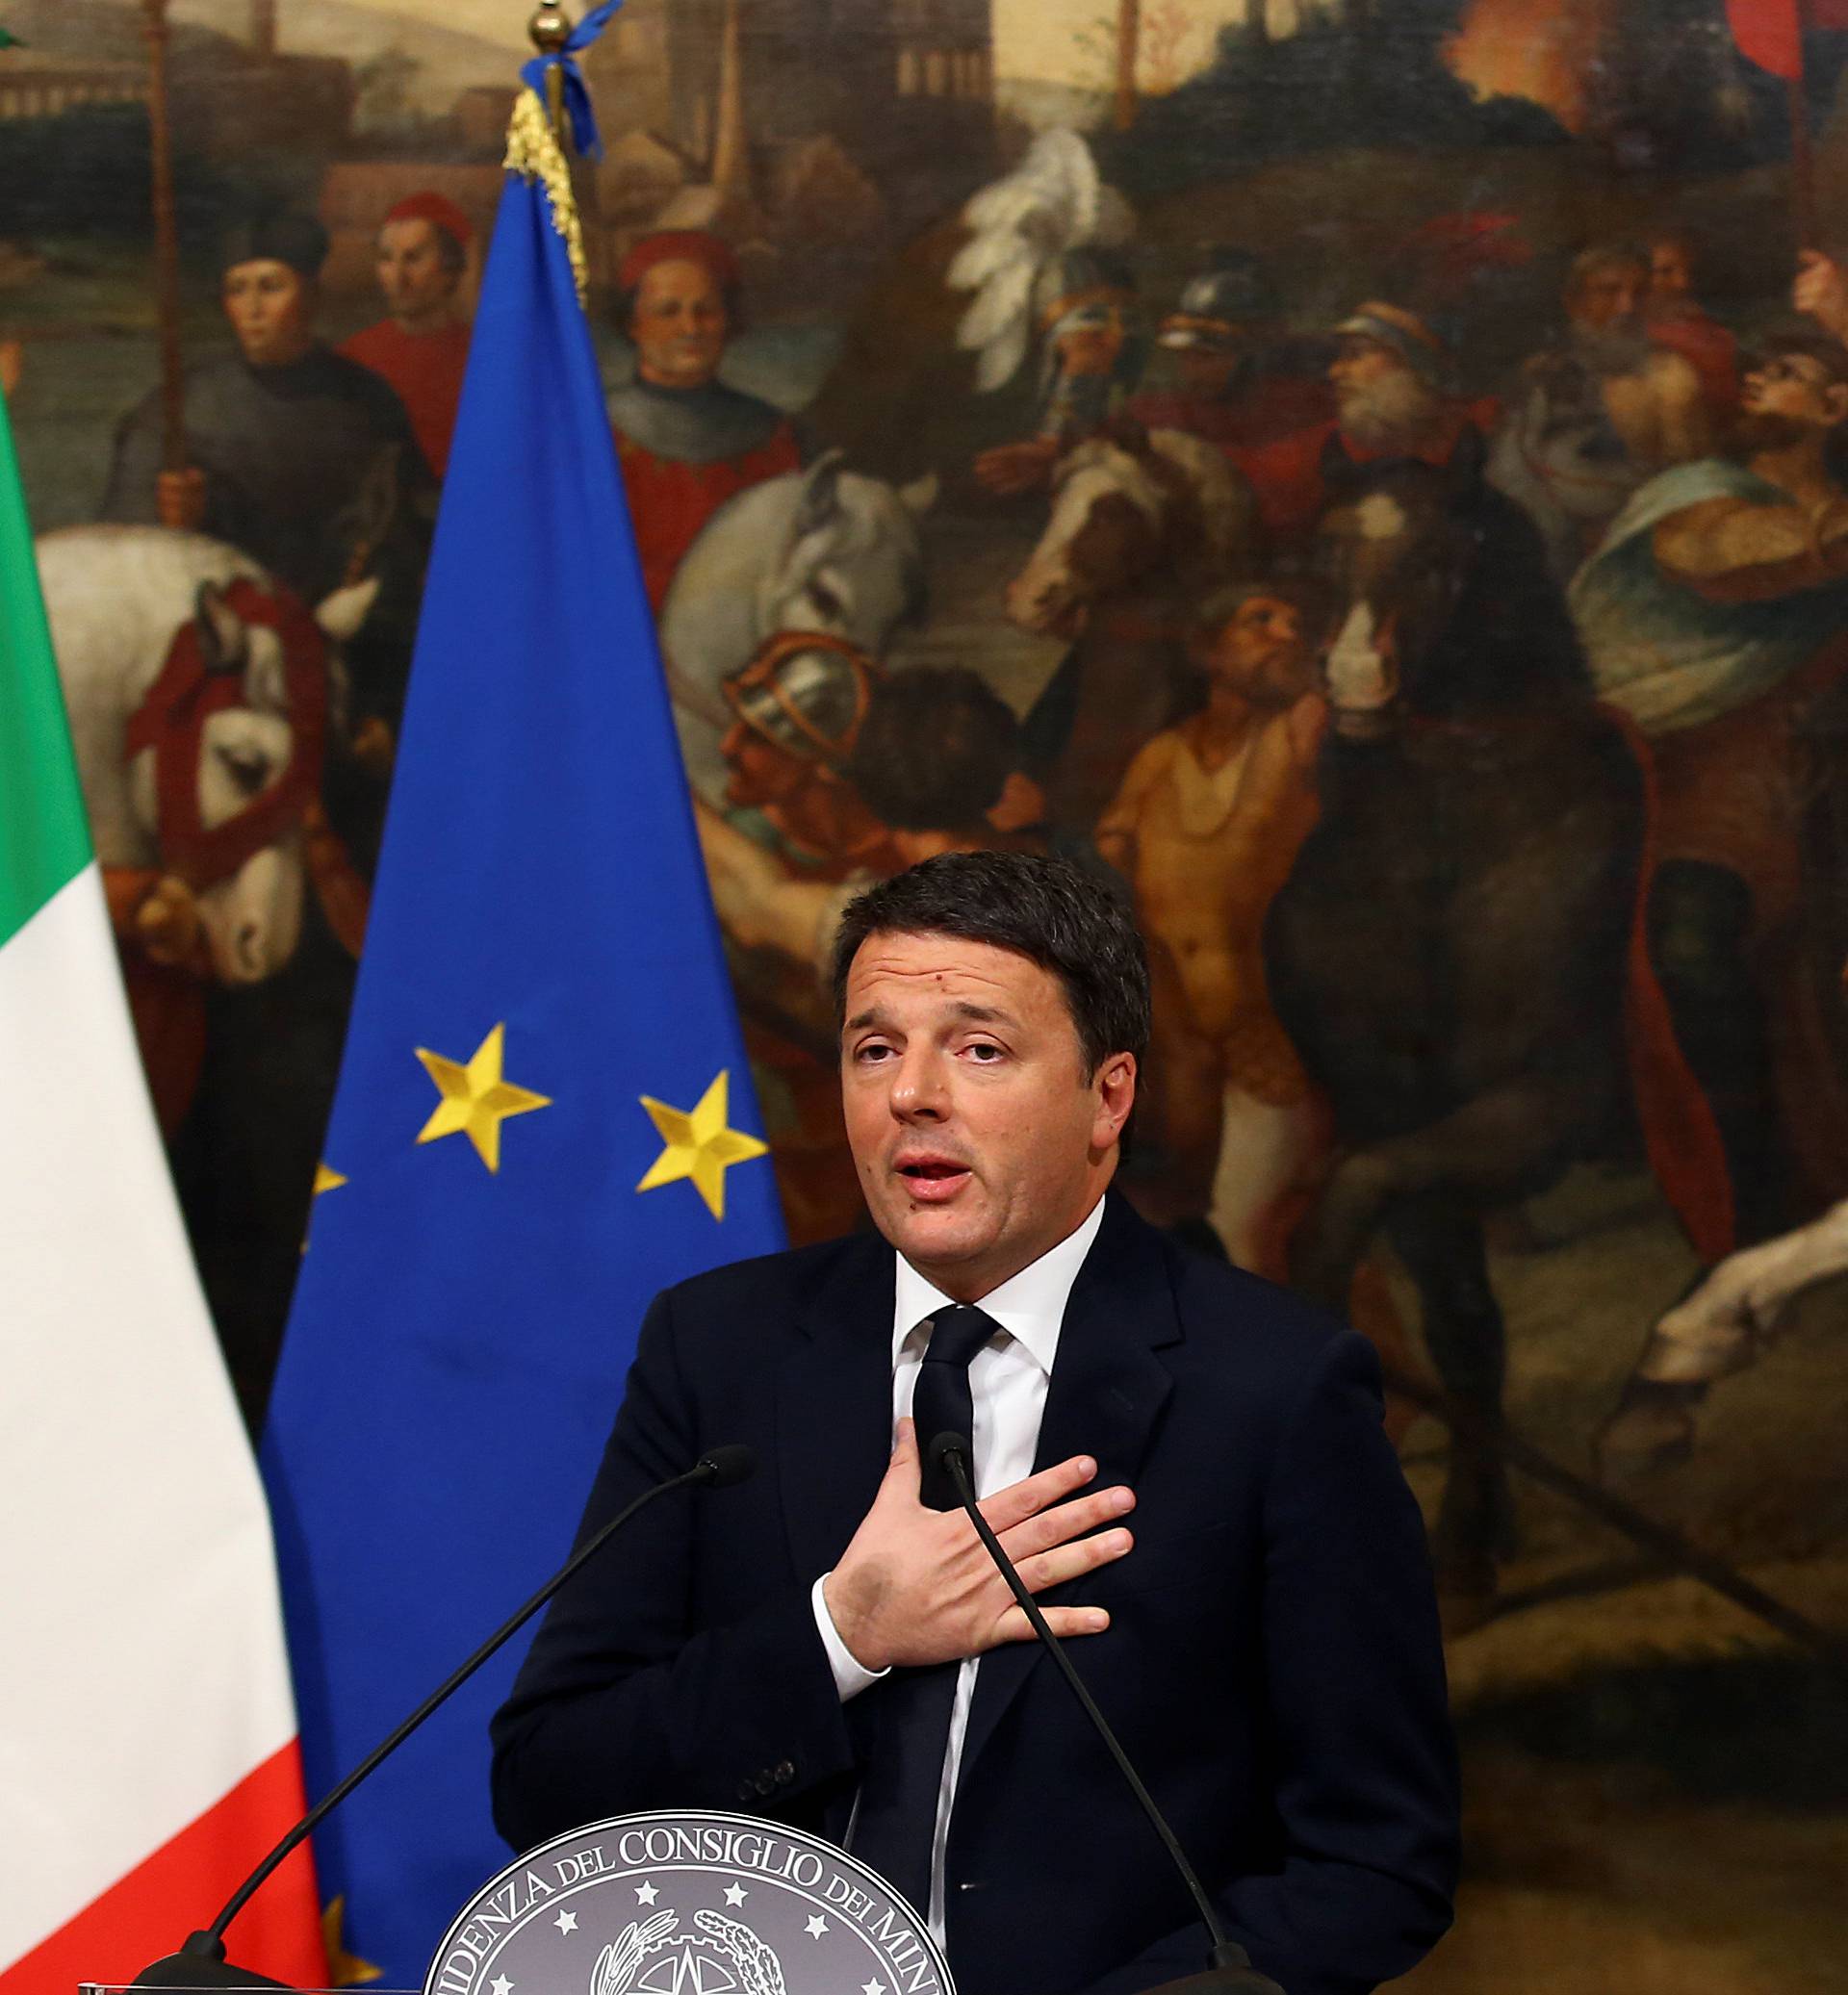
[0,388,90,949]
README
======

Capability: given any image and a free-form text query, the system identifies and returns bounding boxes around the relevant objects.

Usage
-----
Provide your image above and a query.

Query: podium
[424,1810,953,1995]
[92,1809,953,1995]
[91,1803,1282,1995]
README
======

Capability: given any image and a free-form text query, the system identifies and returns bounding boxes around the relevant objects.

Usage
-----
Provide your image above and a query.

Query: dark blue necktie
[851,1305,998,1914]
[912,1303,997,1510]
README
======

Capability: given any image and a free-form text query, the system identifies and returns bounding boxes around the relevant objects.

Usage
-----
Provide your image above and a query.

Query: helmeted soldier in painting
[1128,251,1332,463]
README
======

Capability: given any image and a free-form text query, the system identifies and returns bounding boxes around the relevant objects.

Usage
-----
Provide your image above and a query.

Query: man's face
[1569,262,1646,332]
[222,259,314,368]
[377,217,458,324]
[1329,335,1404,399]
[1177,344,1244,397]
[840,932,1132,1299]
[1650,242,1693,308]
[720,719,811,810]
[1330,337,1435,442]
[1204,594,1314,708]
[1055,307,1127,379]
[631,258,728,389]
[1737,349,1848,448]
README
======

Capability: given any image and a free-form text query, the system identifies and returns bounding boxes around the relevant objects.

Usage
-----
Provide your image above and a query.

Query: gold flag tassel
[506,1,587,305]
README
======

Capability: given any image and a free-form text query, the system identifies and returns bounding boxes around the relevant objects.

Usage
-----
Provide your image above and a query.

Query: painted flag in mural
[1727,0,1848,79]
[260,36,786,1989]
[0,396,327,1989]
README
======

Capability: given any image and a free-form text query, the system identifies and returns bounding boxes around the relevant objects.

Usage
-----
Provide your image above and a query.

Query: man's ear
[1827,382,1848,426]
[1092,1051,1137,1147]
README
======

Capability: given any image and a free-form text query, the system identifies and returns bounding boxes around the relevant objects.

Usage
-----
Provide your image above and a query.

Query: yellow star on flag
[302,1160,349,1254]
[415,1023,552,1172]
[321,1895,383,1986]
[636,1069,768,1219]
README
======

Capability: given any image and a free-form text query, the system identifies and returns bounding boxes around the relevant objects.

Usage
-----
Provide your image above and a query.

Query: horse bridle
[123,578,329,892]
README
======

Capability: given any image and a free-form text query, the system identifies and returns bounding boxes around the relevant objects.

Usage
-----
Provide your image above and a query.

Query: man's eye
[965,1042,1004,1061]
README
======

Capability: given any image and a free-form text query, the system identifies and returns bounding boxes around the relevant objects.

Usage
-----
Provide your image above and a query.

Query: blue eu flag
[261,69,785,1987]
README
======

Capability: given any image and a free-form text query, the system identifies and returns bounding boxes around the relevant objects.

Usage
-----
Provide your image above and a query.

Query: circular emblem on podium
[425,1811,954,1995]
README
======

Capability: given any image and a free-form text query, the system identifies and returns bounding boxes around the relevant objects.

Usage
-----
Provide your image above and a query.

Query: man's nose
[887,1049,949,1120]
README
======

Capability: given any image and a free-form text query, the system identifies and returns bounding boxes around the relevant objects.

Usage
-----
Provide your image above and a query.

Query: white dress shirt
[808,1194,1108,1946]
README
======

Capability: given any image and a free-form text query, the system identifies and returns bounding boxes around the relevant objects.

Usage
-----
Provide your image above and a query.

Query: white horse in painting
[37,524,376,984]
[657,449,937,800]
[1598,1190,1848,1478]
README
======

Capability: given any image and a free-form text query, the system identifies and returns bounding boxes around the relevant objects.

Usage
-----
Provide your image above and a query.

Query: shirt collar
[891,1193,1108,1378]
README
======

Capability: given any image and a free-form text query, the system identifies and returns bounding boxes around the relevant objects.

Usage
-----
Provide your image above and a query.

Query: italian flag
[0,396,329,1988]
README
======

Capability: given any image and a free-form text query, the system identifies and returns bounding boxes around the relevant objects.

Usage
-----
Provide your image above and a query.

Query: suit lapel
[958,1192,1181,1782]
[777,1234,898,1589]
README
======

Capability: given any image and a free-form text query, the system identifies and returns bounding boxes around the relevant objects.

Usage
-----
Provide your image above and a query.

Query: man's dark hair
[1565,241,1649,302]
[846,667,1018,831]
[1190,575,1341,659]
[218,208,329,282]
[831,852,1150,1074]
[1748,323,1848,390]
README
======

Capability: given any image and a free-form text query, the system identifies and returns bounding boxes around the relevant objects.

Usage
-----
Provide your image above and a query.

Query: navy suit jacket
[490,1194,1458,1995]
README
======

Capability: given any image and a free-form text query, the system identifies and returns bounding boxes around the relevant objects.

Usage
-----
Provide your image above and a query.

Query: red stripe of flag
[0,1743,330,1993]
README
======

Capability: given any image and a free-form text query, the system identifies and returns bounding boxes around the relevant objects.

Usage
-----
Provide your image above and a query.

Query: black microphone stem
[938,1442,1244,1972]
[207,1457,719,1951]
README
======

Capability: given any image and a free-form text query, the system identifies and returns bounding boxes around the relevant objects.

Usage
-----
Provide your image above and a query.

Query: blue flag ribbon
[520,0,624,158]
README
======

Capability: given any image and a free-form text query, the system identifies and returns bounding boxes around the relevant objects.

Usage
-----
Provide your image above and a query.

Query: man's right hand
[822,1418,1134,1672]
[973,437,1060,497]
[135,874,205,971]
[156,468,208,533]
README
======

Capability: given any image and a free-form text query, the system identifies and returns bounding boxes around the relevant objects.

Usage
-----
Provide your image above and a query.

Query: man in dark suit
[491,853,1457,1995]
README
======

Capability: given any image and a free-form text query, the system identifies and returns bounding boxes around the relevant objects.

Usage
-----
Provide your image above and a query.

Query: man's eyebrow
[842,1000,1018,1032]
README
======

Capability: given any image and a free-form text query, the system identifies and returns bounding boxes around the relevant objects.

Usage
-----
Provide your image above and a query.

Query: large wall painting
[6,1,1846,1985]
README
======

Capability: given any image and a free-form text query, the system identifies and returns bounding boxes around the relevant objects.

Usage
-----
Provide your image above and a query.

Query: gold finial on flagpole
[508,2,589,302]
[528,1,572,144]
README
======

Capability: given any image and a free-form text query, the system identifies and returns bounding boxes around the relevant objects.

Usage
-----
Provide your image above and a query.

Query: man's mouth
[895,1157,972,1203]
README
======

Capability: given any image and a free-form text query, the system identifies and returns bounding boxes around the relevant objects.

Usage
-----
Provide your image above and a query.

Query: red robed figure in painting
[340,192,475,477]
[607,230,805,612]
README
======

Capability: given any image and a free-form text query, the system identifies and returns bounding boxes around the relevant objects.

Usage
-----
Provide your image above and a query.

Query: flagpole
[1115,0,1141,131]
[140,0,187,476]
[529,0,571,145]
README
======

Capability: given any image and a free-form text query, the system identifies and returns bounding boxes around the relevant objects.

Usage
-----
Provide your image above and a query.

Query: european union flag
[261,46,784,1986]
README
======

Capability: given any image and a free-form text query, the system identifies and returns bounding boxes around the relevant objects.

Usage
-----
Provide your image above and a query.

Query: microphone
[928,1433,1284,1995]
[694,1444,756,1489]
[132,1445,757,1989]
